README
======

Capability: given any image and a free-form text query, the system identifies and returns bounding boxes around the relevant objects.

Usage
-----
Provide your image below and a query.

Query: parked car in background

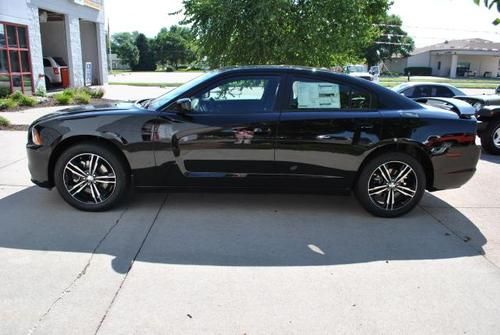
[43,56,68,87]
[453,95,500,155]
[392,82,465,99]
[27,66,480,217]
[344,64,379,83]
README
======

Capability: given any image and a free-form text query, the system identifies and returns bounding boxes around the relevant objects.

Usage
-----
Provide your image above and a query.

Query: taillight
[53,67,59,75]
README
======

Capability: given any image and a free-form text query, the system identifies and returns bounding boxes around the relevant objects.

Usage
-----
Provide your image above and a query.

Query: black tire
[355,152,426,218]
[54,143,129,211]
[480,119,500,155]
[44,76,52,89]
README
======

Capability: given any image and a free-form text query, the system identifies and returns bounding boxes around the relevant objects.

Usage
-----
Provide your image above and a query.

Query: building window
[0,22,33,95]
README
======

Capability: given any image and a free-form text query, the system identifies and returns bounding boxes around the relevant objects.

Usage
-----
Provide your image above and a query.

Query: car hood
[31,102,148,125]
[348,72,372,77]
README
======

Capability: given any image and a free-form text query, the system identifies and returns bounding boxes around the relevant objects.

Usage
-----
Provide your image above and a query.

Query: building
[385,39,500,78]
[0,0,107,95]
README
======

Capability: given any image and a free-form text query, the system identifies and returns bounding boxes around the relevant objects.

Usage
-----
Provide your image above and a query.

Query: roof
[412,38,500,55]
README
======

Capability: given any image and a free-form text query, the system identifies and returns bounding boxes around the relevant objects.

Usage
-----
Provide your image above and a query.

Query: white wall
[80,21,100,84]
[407,52,431,68]
[384,58,407,74]
[429,54,452,77]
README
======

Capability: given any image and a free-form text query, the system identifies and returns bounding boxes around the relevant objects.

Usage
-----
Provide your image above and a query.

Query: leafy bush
[0,115,10,127]
[0,98,18,110]
[164,66,175,72]
[89,87,105,99]
[18,95,37,107]
[62,88,77,97]
[404,67,432,76]
[35,87,47,97]
[0,87,10,98]
[73,91,91,104]
[54,93,73,105]
[10,91,24,102]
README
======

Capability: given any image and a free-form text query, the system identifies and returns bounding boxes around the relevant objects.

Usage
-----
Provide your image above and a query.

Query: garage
[0,0,107,95]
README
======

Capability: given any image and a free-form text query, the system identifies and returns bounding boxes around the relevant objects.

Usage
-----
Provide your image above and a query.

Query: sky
[105,0,500,48]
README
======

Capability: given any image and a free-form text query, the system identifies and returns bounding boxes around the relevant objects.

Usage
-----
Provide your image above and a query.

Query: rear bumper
[430,144,480,190]
[27,144,52,189]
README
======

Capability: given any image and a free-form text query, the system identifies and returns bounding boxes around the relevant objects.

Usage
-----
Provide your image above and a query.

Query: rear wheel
[480,119,500,155]
[355,152,426,217]
[54,143,129,211]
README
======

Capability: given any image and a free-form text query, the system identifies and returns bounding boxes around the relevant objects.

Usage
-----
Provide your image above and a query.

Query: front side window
[289,78,374,110]
[191,76,279,114]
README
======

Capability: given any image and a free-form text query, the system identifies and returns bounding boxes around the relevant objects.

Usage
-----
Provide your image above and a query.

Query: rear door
[275,75,383,187]
[158,74,282,177]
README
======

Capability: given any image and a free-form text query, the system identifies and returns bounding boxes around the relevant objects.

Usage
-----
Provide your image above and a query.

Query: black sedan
[27,66,480,217]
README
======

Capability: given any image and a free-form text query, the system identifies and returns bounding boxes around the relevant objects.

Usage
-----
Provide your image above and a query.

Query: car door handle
[359,124,374,130]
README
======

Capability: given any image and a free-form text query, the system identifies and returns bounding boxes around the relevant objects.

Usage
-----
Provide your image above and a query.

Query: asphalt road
[1,130,500,334]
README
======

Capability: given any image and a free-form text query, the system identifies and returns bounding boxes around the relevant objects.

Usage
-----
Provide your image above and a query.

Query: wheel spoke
[67,162,86,178]
[92,156,100,175]
[396,186,416,198]
[394,165,410,183]
[394,167,413,184]
[71,181,88,196]
[92,183,103,202]
[369,185,388,196]
[68,180,86,193]
[89,182,98,203]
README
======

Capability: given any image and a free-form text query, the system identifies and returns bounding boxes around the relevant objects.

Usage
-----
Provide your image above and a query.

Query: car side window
[434,86,454,98]
[289,78,374,110]
[401,87,415,98]
[43,58,51,67]
[191,76,279,114]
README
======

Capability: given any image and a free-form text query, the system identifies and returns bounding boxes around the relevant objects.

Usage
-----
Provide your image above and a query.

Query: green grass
[380,76,500,89]
[109,82,181,88]
[0,115,11,127]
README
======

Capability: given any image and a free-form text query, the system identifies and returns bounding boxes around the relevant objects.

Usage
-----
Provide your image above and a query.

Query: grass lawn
[380,76,500,89]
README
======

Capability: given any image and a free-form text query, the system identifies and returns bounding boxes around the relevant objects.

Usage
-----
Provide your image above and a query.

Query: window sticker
[296,82,341,109]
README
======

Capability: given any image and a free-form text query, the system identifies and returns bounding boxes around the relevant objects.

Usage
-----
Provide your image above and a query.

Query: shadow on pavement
[480,151,500,164]
[0,187,486,273]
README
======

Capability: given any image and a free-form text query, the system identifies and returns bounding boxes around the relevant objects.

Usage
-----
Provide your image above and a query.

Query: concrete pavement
[1,130,500,334]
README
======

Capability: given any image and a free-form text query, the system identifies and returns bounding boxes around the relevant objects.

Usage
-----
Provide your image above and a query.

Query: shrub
[0,115,10,127]
[54,93,73,105]
[73,91,91,104]
[19,95,37,107]
[89,87,105,99]
[10,91,24,101]
[62,88,77,97]
[35,87,47,97]
[0,98,18,110]
[404,67,432,76]
[0,87,10,98]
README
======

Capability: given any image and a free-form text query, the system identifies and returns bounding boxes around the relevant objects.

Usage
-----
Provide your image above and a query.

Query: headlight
[31,127,42,145]
[473,102,482,112]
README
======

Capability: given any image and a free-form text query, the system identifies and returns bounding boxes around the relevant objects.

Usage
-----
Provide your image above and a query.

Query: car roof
[394,82,458,88]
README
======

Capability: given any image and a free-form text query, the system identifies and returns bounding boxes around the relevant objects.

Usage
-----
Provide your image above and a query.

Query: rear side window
[43,58,51,67]
[53,57,67,66]
[433,86,454,97]
[289,78,375,110]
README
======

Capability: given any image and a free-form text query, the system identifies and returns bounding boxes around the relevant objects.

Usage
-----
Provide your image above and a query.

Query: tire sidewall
[355,152,426,218]
[481,120,500,155]
[54,143,128,211]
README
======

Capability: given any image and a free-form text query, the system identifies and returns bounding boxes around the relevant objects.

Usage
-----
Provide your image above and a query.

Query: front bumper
[430,144,481,190]
[27,144,52,188]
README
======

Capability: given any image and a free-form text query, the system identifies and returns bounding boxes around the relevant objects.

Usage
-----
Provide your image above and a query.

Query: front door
[159,75,281,179]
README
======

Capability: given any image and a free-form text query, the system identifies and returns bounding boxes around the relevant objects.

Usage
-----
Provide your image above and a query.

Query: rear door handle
[359,124,374,130]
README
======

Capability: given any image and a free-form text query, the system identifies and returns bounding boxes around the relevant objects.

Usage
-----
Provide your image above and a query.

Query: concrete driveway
[1,130,500,334]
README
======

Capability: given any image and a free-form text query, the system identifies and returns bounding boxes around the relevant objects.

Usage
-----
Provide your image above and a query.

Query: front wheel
[355,153,426,218]
[54,143,129,211]
[480,119,500,155]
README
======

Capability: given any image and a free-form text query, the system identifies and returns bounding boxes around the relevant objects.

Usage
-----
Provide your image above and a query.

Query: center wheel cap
[86,175,95,183]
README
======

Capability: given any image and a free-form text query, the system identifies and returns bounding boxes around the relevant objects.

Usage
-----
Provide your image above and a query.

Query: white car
[344,64,380,83]
[43,57,68,86]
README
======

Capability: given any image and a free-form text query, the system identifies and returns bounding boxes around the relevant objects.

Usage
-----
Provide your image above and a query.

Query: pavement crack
[94,194,168,335]
[26,207,129,335]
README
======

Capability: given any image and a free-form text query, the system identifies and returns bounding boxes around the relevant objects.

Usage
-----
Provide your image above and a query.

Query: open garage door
[39,9,69,90]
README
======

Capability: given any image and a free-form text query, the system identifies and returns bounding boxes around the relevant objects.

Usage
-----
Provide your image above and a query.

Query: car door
[275,75,383,188]
[156,75,281,179]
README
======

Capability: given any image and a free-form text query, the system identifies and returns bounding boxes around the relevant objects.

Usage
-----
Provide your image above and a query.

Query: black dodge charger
[27,66,480,217]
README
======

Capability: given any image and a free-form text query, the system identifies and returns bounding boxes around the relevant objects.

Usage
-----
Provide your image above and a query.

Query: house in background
[385,39,500,78]
[0,0,108,95]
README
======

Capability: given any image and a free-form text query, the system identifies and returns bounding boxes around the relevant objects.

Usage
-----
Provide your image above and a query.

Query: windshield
[148,71,218,110]
[346,65,366,73]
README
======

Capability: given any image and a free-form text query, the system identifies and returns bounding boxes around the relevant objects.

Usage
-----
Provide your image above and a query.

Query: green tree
[474,0,500,24]
[365,15,414,67]
[111,32,139,68]
[134,33,156,71]
[154,26,196,69]
[182,0,390,68]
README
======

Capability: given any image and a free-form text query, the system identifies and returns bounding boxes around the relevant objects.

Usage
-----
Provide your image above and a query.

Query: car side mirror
[176,98,192,113]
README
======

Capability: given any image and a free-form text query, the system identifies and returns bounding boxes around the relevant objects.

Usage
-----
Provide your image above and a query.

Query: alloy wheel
[367,161,418,211]
[493,127,500,148]
[63,153,117,204]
